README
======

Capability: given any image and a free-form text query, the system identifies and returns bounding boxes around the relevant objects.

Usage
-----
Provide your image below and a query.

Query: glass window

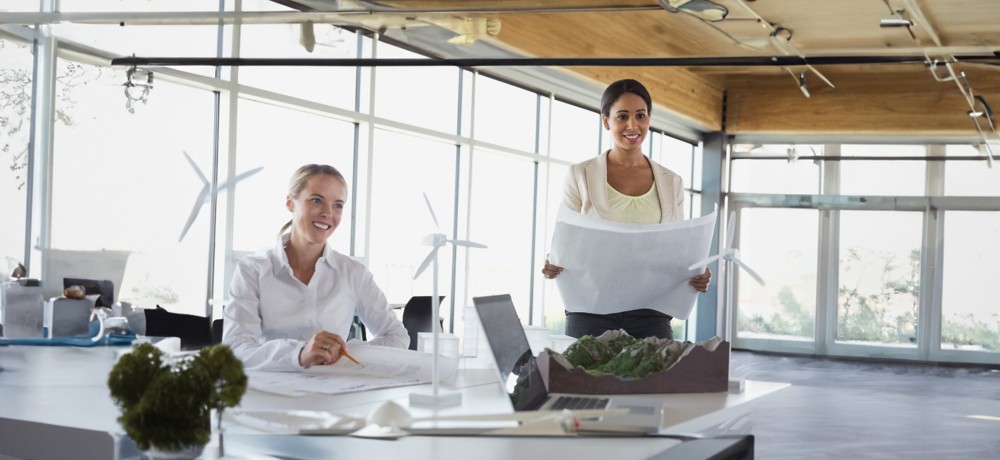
[840,145,925,196]
[729,144,821,195]
[541,163,569,333]
[238,24,359,110]
[374,43,459,135]
[51,60,216,316]
[549,100,600,162]
[1,1,39,11]
[468,148,536,323]
[473,75,537,152]
[54,0,222,78]
[736,208,818,341]
[367,128,457,317]
[837,211,922,347]
[0,38,33,268]
[945,144,1000,196]
[59,0,216,11]
[653,133,694,189]
[941,211,1000,352]
[232,99,357,255]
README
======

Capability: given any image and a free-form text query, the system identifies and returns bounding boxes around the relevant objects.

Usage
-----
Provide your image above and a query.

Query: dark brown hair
[600,79,653,117]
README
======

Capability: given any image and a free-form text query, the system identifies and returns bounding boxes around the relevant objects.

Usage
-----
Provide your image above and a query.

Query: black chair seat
[144,305,212,350]
[401,296,445,350]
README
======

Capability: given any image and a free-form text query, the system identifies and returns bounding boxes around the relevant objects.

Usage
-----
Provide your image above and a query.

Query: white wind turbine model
[688,211,765,342]
[409,193,487,409]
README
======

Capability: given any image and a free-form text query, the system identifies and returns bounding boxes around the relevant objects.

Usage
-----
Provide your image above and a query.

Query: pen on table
[340,348,364,368]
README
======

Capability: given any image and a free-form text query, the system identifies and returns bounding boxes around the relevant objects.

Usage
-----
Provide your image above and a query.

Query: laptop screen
[472,294,550,411]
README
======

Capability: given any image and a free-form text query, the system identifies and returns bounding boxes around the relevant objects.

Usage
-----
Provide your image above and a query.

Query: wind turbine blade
[451,239,487,249]
[733,258,766,286]
[217,166,263,191]
[688,254,723,271]
[413,247,437,280]
[422,192,440,230]
[725,211,736,249]
[182,150,209,185]
[179,187,210,241]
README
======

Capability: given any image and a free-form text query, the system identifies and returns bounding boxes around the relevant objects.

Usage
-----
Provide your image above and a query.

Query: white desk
[0,345,787,459]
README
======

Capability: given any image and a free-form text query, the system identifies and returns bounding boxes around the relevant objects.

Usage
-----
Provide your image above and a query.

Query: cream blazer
[563,150,684,223]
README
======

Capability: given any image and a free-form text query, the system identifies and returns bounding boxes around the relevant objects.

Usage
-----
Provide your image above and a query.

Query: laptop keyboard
[549,396,610,411]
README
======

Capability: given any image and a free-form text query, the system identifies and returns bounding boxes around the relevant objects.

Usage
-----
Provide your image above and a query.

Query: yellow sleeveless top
[606,183,661,225]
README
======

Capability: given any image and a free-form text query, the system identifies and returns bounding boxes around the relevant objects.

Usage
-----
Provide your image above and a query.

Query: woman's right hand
[299,330,349,367]
[541,259,564,279]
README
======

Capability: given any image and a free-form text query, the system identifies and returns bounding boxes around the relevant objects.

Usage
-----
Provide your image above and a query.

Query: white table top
[0,345,788,459]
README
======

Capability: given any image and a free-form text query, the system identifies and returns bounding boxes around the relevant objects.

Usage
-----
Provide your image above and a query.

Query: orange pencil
[340,349,364,368]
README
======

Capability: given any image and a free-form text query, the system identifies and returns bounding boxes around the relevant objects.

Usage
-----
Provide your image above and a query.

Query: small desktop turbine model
[688,211,765,341]
[409,193,486,408]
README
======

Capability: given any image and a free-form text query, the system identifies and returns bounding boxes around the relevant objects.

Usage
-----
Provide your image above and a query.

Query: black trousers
[564,309,673,340]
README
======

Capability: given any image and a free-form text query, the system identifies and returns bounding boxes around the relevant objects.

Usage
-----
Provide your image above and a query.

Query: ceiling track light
[968,95,994,121]
[122,63,153,114]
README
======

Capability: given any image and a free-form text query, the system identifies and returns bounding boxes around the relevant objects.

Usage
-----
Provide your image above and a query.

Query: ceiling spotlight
[968,95,994,120]
[879,0,916,39]
[300,22,316,53]
[879,18,913,28]
[123,64,153,114]
[657,0,729,22]
[798,72,810,98]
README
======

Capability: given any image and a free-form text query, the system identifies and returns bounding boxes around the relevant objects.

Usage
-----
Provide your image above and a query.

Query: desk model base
[410,390,463,408]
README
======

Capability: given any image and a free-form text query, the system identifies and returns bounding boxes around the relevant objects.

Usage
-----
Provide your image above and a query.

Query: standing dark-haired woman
[223,164,408,371]
[542,79,711,340]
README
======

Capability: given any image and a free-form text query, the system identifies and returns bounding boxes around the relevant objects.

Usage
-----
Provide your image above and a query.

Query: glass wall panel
[473,75,536,152]
[549,100,599,162]
[55,1,222,78]
[1,1,39,11]
[730,159,821,195]
[837,211,922,347]
[59,0,215,11]
[238,24,358,109]
[0,38,32,269]
[944,144,1000,196]
[51,60,215,316]
[367,129,457,318]
[840,145,925,196]
[941,211,1000,352]
[374,44,458,134]
[736,208,818,341]
[541,163,569,333]
[232,99,356,255]
[653,133,694,190]
[468,148,536,323]
[729,144,821,195]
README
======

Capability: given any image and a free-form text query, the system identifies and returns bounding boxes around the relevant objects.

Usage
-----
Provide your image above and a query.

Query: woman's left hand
[689,267,712,293]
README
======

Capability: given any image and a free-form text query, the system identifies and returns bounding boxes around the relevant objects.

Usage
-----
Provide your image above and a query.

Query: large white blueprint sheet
[549,205,717,319]
[246,344,458,397]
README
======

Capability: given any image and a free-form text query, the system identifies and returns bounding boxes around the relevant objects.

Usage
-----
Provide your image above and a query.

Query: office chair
[401,295,445,350]
[211,318,223,344]
[143,305,213,350]
[347,315,367,341]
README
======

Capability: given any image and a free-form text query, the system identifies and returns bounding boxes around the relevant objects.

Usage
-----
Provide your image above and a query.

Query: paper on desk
[246,344,458,396]
[549,205,717,319]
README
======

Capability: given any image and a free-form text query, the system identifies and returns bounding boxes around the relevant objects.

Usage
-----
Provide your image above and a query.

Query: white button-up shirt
[223,236,409,371]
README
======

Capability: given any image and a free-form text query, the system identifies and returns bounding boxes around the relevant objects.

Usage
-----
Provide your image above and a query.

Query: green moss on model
[107,343,248,451]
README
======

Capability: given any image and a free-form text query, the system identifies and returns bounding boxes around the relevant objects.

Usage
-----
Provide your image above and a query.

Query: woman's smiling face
[287,174,346,245]
[603,92,650,153]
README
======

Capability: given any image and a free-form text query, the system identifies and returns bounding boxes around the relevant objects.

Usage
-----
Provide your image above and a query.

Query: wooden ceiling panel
[725,67,1000,134]
[330,0,1000,135]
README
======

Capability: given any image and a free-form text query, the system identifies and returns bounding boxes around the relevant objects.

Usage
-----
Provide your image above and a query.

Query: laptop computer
[472,294,665,434]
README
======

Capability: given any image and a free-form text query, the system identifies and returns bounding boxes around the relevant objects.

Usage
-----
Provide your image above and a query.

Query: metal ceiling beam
[110,54,1000,68]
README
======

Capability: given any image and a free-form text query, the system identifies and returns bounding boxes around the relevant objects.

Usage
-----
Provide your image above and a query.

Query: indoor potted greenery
[108,342,247,459]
